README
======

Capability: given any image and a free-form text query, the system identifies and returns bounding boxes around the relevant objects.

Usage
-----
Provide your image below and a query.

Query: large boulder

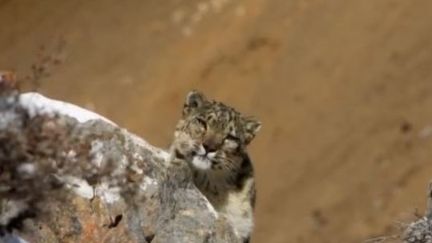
[0,86,239,242]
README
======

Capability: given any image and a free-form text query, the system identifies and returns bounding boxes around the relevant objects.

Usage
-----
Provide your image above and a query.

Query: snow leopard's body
[169,91,261,242]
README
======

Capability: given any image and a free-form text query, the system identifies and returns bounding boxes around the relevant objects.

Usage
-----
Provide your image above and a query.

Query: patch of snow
[95,183,121,204]
[62,176,94,199]
[60,176,122,203]
[17,163,37,177]
[19,92,115,125]
[139,176,158,195]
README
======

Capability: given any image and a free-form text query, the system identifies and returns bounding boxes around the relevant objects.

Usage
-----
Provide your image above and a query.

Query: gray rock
[402,183,432,243]
[0,89,240,243]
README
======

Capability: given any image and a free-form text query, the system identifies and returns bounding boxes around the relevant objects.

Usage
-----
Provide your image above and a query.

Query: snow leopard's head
[172,90,261,171]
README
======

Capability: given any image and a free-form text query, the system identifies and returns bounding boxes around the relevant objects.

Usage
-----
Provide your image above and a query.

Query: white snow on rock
[17,162,37,178]
[61,176,123,204]
[19,92,116,125]
[61,176,95,199]
[140,176,158,195]
[95,183,121,204]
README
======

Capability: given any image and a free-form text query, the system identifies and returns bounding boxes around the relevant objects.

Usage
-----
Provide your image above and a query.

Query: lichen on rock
[0,87,240,242]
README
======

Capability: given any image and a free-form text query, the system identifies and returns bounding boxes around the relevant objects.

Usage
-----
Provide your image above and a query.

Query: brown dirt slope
[2,0,432,242]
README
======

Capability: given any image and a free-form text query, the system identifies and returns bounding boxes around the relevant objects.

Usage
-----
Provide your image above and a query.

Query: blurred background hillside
[1,0,432,242]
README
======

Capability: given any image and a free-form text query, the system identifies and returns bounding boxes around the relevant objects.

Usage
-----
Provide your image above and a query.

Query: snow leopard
[169,90,261,242]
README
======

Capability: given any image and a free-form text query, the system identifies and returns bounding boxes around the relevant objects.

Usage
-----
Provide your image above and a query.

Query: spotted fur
[169,90,261,242]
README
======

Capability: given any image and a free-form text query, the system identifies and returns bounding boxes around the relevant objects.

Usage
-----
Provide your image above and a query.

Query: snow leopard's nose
[203,141,217,153]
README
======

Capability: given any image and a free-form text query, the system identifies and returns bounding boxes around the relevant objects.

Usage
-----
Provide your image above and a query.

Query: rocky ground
[1,0,432,242]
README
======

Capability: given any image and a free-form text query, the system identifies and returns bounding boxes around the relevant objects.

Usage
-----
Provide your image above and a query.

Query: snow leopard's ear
[243,117,262,144]
[183,90,207,115]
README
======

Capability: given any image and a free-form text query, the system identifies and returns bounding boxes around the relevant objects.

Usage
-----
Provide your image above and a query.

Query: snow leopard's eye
[195,117,207,130]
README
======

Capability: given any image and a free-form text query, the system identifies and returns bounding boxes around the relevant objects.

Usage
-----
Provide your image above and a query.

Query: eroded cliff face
[0,86,239,243]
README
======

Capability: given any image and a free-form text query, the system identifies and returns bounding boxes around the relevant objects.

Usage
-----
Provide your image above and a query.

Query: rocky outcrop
[402,183,432,243]
[0,84,239,242]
